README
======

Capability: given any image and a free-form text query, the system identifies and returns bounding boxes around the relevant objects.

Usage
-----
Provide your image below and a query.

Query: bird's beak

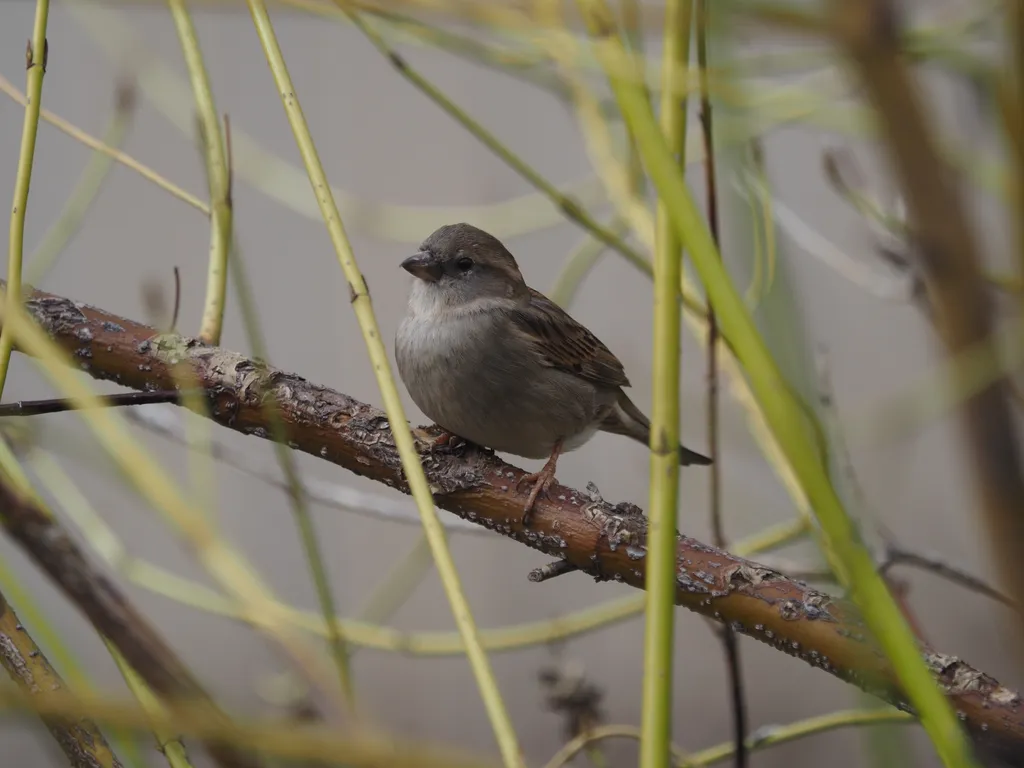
[400,252,443,282]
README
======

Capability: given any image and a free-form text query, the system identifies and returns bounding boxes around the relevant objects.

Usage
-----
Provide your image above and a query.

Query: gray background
[0,1,1017,766]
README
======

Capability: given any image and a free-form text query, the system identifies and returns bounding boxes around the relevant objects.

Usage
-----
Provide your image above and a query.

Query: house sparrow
[395,223,711,524]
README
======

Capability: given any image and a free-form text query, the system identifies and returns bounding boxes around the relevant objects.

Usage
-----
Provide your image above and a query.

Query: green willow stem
[684,708,913,766]
[641,2,693,766]
[578,0,974,765]
[106,640,194,768]
[244,3,523,765]
[168,0,232,345]
[543,707,911,768]
[0,0,51,399]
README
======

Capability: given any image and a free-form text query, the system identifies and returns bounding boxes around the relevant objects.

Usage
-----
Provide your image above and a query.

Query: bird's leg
[517,439,564,526]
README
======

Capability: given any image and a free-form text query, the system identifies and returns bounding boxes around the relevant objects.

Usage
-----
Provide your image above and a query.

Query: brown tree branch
[0,588,124,768]
[6,282,1024,760]
[0,473,260,768]
[830,0,1024,626]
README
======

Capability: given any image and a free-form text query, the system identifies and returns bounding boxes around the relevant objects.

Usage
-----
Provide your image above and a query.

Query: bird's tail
[602,391,712,466]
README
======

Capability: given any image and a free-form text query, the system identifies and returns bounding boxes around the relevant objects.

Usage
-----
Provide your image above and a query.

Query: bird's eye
[456,256,473,272]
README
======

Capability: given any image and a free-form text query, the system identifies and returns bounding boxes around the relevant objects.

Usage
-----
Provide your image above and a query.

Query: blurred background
[0,1,1019,766]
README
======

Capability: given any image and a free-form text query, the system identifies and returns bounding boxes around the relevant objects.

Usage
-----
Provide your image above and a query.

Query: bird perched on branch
[395,223,711,524]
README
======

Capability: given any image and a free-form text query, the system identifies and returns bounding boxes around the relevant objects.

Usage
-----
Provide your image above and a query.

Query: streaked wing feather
[508,288,630,390]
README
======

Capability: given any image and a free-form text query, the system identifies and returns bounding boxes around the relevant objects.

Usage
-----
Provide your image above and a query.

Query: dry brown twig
[3,281,1023,760]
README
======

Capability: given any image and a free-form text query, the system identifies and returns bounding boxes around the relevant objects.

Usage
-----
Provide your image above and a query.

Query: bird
[394,222,711,524]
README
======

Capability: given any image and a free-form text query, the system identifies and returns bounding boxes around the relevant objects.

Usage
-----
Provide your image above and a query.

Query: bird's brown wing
[507,288,631,390]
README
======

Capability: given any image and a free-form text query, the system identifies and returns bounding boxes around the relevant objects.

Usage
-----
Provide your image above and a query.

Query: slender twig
[696,6,747,767]
[685,708,913,767]
[170,0,232,344]
[880,547,1017,611]
[543,707,914,768]
[0,0,50,399]
[104,640,194,768]
[528,560,578,583]
[0,72,208,215]
[171,266,182,331]
[244,3,523,764]
[0,391,189,417]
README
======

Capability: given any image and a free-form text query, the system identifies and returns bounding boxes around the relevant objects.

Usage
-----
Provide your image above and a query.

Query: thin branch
[0,391,189,417]
[880,547,1017,611]
[104,639,194,768]
[169,0,232,345]
[0,0,51,399]
[0,72,208,215]
[11,281,1024,758]
[529,560,578,583]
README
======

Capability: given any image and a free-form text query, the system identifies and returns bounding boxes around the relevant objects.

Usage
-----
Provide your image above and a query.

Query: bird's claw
[518,468,557,527]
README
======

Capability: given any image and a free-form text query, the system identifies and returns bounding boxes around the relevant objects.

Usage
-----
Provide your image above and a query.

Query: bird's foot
[517,441,563,527]
[422,427,468,457]
[517,468,557,527]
